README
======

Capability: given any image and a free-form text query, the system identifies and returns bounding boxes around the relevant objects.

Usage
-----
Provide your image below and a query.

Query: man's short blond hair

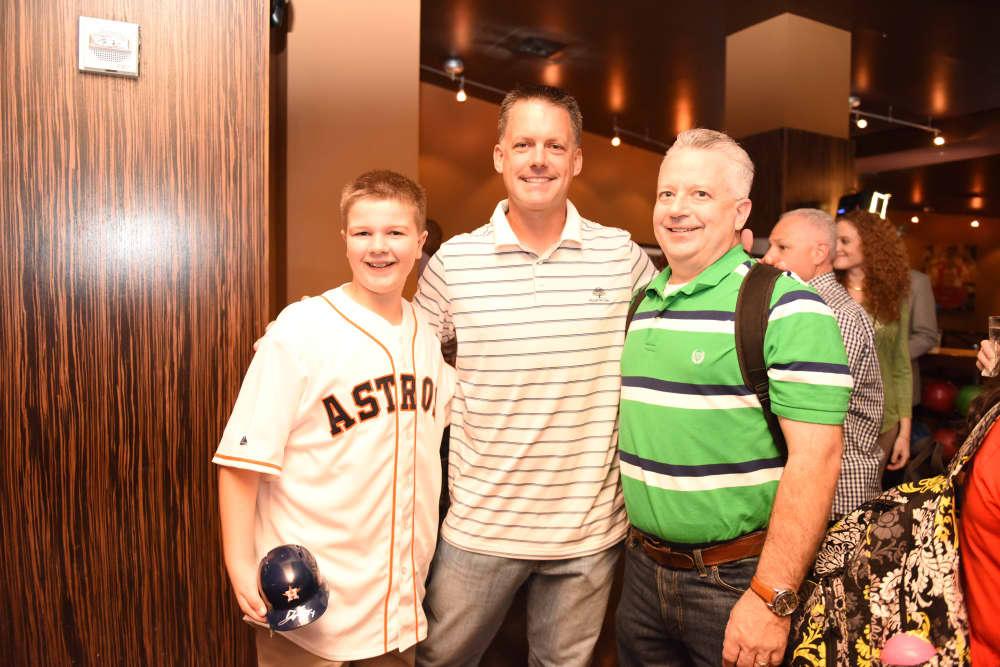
[665,129,755,198]
[498,84,583,146]
[339,170,427,230]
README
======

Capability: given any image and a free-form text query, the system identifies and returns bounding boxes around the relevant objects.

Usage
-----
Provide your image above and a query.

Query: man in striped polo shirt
[615,129,851,667]
[415,85,656,666]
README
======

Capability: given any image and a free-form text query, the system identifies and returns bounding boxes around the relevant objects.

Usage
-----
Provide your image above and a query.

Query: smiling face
[493,98,582,219]
[833,219,864,272]
[652,147,752,282]
[341,198,426,311]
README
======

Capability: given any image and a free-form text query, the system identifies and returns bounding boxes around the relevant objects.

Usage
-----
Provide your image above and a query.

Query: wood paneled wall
[742,128,854,236]
[1,2,268,664]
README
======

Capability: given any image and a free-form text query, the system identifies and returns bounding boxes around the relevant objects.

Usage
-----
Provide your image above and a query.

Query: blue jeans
[417,538,621,667]
[615,538,758,667]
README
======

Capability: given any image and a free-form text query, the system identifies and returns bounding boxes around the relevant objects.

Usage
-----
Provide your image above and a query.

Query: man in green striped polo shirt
[615,129,851,667]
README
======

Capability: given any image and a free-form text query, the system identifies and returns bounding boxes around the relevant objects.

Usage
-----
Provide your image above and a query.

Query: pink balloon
[880,632,938,666]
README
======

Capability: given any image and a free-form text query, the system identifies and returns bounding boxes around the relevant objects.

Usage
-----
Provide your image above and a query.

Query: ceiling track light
[422,62,672,151]
[610,124,667,151]
[443,56,464,79]
[849,98,945,146]
[421,63,508,100]
[441,57,468,103]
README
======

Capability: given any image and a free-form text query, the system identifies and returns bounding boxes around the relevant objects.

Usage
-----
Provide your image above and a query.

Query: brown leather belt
[628,526,766,570]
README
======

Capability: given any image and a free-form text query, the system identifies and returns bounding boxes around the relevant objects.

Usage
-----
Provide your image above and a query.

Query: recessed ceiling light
[971,220,980,228]
[511,35,566,59]
[910,216,919,223]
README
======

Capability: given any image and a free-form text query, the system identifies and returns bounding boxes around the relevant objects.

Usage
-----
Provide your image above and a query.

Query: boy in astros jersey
[214,170,456,666]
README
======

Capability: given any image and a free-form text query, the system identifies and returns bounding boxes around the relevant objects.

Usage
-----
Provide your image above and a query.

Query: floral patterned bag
[789,402,1000,666]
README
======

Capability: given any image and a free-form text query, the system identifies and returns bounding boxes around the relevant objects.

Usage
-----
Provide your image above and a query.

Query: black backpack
[626,261,786,456]
[788,401,1000,666]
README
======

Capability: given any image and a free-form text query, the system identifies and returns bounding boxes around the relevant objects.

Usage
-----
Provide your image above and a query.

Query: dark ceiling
[420,0,1000,218]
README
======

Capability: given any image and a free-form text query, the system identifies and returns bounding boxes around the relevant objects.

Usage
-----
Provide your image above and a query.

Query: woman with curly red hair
[834,209,912,474]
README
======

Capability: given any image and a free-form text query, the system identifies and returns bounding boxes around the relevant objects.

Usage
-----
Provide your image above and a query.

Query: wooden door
[1,1,268,664]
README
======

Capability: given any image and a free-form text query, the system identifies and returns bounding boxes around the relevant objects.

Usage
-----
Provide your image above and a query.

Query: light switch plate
[78,16,140,78]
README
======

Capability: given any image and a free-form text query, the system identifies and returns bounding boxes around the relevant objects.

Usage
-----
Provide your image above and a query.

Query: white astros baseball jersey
[213,285,455,662]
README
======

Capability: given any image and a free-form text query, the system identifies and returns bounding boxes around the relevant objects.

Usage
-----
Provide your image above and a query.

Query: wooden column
[725,13,854,235]
[284,0,421,300]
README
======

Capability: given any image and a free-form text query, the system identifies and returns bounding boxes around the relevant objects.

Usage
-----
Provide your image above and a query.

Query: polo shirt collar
[647,244,750,300]
[490,199,583,251]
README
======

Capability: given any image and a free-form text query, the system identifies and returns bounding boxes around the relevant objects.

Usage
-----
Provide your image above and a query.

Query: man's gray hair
[781,208,837,261]
[665,128,755,198]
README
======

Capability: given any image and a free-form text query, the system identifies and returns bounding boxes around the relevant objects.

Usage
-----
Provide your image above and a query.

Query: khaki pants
[254,627,415,667]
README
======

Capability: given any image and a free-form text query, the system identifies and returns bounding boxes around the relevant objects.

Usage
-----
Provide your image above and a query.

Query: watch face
[772,590,799,616]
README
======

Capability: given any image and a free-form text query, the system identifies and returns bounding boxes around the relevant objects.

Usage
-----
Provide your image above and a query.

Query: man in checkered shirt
[763,208,884,518]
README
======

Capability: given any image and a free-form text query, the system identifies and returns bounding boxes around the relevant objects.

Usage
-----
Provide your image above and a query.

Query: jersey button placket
[397,430,415,621]
[394,527,412,642]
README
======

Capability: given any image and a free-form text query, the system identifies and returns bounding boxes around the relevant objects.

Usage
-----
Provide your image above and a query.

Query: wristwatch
[750,575,799,616]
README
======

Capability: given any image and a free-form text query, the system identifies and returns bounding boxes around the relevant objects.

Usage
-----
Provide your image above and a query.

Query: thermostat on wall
[78,16,140,77]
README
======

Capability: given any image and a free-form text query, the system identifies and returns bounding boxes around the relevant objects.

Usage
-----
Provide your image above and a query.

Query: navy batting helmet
[257,544,329,631]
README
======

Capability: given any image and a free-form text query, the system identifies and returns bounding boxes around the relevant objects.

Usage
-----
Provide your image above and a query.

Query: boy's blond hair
[339,170,427,230]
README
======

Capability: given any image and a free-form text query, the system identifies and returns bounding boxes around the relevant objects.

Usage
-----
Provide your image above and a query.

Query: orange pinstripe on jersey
[213,452,282,472]
[408,303,421,644]
[322,295,403,655]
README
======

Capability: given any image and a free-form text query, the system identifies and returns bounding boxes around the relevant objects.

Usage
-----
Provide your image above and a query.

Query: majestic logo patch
[239,436,248,446]
[589,287,608,302]
[691,349,705,365]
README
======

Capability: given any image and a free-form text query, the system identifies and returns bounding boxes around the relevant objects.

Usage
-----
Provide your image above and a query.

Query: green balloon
[955,384,984,417]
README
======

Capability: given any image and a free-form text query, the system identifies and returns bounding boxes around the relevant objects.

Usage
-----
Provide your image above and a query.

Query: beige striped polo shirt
[414,200,656,559]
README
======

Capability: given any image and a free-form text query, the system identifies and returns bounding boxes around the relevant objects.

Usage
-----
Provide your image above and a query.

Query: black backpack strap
[624,282,650,334]
[735,262,787,459]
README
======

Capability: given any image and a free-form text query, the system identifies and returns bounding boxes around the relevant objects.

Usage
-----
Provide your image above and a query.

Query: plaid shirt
[810,272,884,517]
